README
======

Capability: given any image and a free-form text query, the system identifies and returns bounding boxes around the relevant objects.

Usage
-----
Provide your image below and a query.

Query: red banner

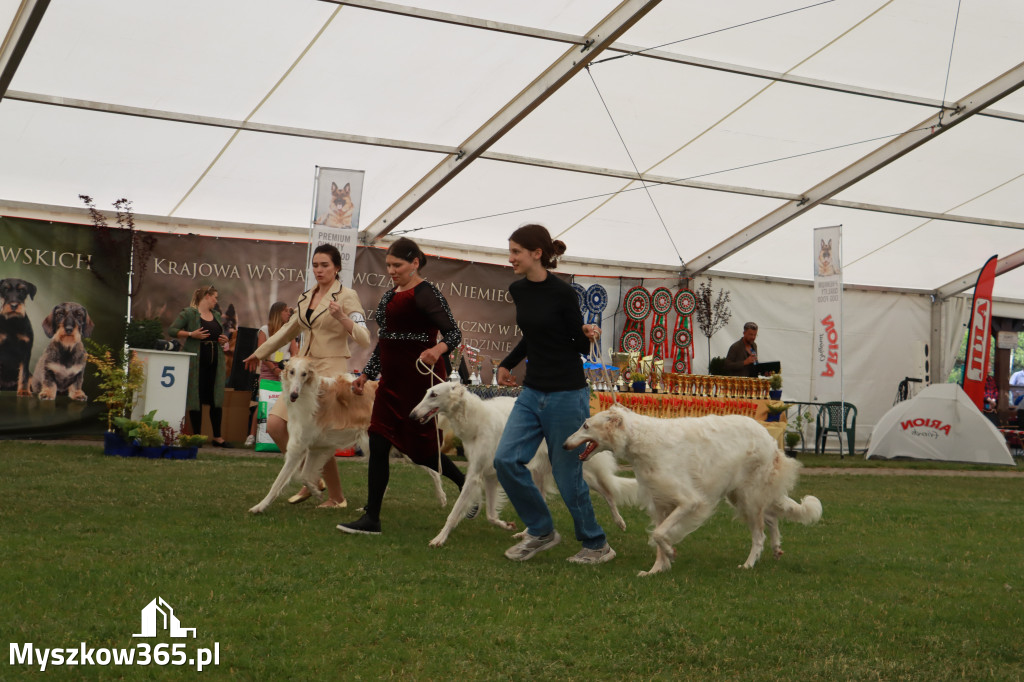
[961,255,999,411]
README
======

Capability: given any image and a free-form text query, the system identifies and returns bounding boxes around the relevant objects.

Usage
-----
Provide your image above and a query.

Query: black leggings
[191,343,222,438]
[188,406,222,439]
[365,431,465,521]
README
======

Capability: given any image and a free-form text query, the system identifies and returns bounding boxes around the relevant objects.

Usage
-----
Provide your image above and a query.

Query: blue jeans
[494,387,607,549]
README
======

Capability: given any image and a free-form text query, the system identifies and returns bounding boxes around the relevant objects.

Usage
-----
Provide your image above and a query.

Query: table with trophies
[582,361,787,447]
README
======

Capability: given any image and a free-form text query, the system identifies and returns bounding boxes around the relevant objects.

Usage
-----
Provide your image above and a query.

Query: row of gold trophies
[584,352,776,399]
[592,391,761,419]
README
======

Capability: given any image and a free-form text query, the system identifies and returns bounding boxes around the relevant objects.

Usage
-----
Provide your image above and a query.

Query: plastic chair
[815,401,857,458]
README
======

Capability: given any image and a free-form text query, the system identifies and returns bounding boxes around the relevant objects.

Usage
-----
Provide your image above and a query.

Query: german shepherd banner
[812,225,843,402]
[308,167,364,289]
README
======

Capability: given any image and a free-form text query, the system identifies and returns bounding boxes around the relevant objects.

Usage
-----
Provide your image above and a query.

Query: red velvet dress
[364,282,460,465]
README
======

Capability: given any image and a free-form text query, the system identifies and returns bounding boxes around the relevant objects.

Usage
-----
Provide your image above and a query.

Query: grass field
[1,441,1022,681]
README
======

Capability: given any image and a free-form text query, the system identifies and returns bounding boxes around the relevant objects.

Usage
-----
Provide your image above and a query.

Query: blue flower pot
[103,432,197,459]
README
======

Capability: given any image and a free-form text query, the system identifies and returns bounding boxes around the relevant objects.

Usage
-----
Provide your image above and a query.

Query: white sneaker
[244,435,255,447]
[504,531,561,561]
[567,543,616,565]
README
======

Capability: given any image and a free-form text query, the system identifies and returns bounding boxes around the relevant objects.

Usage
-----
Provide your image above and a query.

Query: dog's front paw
[248,505,267,514]
[638,566,667,577]
[428,536,446,548]
[70,390,88,401]
[773,548,784,559]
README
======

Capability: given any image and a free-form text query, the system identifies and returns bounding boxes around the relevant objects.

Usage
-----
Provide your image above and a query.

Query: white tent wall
[696,275,931,450]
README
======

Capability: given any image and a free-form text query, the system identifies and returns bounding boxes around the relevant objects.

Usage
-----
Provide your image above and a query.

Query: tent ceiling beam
[0,0,49,98]
[327,0,1024,125]
[4,90,457,155]
[359,0,664,244]
[322,0,581,44]
[685,60,1024,277]
[11,90,1024,234]
[934,248,1024,300]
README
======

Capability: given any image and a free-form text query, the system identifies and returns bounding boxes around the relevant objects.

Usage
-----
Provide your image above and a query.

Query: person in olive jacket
[169,285,230,447]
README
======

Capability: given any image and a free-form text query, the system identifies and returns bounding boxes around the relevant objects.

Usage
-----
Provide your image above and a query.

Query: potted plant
[764,400,790,423]
[708,356,726,376]
[768,373,783,400]
[85,340,204,458]
[631,371,648,393]
[111,411,205,459]
[784,408,812,454]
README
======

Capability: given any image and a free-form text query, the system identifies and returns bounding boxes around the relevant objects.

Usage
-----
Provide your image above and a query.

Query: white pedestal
[131,348,194,430]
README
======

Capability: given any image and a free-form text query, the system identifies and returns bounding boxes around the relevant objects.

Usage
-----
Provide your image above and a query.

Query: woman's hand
[351,374,367,395]
[243,354,260,373]
[582,324,601,341]
[190,327,210,341]
[218,334,229,346]
[419,345,443,368]
[497,367,517,387]
[329,301,355,331]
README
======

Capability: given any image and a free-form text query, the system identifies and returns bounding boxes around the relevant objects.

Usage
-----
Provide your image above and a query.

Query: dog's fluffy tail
[583,450,643,508]
[608,474,641,508]
[769,452,822,525]
[776,494,823,525]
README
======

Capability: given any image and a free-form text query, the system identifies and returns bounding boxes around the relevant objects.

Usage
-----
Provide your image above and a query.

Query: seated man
[723,322,758,377]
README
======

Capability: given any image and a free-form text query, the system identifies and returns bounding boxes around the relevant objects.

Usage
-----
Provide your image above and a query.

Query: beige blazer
[254,280,370,366]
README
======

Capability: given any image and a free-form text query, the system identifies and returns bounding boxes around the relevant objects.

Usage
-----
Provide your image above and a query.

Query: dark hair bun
[552,239,567,257]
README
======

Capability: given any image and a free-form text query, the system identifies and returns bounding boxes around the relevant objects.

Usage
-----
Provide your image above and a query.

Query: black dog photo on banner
[0,217,131,438]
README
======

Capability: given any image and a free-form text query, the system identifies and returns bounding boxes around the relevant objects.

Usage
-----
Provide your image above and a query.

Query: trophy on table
[490,357,501,386]
[449,346,463,383]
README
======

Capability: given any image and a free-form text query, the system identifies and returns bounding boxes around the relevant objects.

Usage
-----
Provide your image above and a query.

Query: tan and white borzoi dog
[409,381,639,548]
[564,404,822,577]
[248,357,448,514]
[248,358,377,513]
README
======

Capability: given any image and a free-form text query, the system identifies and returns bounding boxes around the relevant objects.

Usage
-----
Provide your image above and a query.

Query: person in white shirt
[1010,368,1024,406]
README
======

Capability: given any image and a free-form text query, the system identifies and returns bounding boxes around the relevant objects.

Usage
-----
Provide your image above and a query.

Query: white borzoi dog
[248,357,445,513]
[410,381,639,548]
[564,404,822,577]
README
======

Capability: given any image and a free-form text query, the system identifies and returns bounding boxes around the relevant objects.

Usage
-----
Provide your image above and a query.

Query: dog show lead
[243,244,370,509]
[339,237,467,536]
[493,223,615,565]
[169,285,231,448]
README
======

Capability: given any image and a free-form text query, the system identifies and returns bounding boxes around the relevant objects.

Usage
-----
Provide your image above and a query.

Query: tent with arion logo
[866,383,1014,466]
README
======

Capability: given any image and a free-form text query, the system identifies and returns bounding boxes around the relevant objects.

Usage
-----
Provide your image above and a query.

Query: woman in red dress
[338,237,466,535]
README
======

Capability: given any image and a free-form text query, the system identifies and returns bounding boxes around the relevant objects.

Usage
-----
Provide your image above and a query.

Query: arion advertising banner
[0,217,131,437]
[811,225,843,402]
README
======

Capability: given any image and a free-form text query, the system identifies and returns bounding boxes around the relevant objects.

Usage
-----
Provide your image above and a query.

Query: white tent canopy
[1,0,1022,298]
[866,383,1015,465]
[3,1,1024,445]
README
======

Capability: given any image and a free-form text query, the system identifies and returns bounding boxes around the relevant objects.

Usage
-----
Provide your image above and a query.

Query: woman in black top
[493,224,615,565]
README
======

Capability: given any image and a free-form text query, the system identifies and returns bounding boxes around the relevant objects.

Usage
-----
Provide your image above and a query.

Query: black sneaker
[337,514,381,535]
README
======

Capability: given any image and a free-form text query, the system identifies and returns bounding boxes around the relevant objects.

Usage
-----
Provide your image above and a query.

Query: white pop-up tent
[866,383,1015,466]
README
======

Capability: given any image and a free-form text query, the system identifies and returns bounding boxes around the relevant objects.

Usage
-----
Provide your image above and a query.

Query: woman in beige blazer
[244,244,370,508]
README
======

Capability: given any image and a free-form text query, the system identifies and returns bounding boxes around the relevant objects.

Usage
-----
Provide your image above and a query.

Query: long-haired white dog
[410,381,639,548]
[565,404,822,577]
